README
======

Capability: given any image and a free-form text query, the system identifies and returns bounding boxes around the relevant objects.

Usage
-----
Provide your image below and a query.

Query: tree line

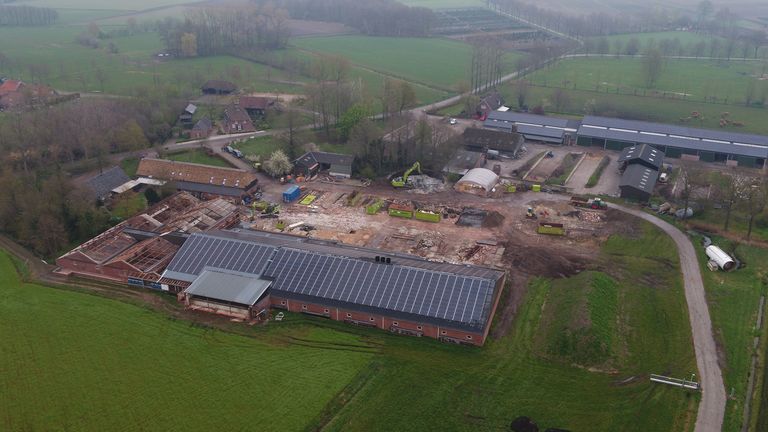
[0,5,57,26]
[267,0,434,36]
[158,3,291,57]
[585,35,768,60]
[0,94,184,257]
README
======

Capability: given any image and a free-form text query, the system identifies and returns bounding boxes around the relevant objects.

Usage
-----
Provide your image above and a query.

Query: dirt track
[614,204,725,432]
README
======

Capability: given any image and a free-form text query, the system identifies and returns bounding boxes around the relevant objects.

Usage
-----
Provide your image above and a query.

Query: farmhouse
[223,104,256,133]
[136,158,259,198]
[238,96,275,117]
[201,80,236,95]
[454,168,499,196]
[484,111,578,145]
[577,116,768,169]
[56,193,240,285]
[84,166,131,202]
[163,229,506,346]
[293,151,354,179]
[475,91,504,120]
[190,117,213,139]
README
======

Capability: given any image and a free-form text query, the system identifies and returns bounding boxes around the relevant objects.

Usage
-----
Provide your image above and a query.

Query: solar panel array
[264,248,496,329]
[165,233,276,278]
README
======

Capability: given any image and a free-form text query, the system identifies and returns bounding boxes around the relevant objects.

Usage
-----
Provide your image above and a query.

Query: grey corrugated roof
[619,163,658,194]
[174,181,246,197]
[582,115,768,147]
[185,269,271,306]
[578,125,768,158]
[486,111,571,128]
[617,144,663,169]
[192,117,212,131]
[85,166,130,200]
[515,124,565,140]
[163,229,504,332]
[185,104,197,115]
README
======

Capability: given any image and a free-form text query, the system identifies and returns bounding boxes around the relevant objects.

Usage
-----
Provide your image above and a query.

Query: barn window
[466,335,473,340]
[302,305,307,310]
[280,301,286,305]
[417,326,422,330]
[324,309,329,313]
[393,322,398,326]
[441,330,447,335]
[346,313,352,318]
[369,317,375,321]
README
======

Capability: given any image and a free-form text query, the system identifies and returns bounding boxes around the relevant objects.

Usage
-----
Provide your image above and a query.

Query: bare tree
[642,48,663,87]
[514,79,530,109]
[743,177,768,241]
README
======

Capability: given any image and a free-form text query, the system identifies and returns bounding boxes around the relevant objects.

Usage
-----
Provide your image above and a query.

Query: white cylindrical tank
[706,246,736,271]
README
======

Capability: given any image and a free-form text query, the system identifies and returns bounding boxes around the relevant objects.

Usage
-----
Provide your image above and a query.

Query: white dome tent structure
[454,168,499,196]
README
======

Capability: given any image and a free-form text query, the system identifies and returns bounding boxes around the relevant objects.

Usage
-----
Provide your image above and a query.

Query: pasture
[0,251,374,431]
[293,35,521,92]
[585,31,727,50]
[698,241,768,432]
[528,58,766,105]
[0,218,698,431]
[398,0,486,8]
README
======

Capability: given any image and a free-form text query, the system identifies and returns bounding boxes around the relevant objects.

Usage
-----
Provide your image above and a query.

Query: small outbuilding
[85,166,131,202]
[293,151,354,179]
[190,117,213,139]
[239,96,275,118]
[201,80,237,95]
[455,168,499,196]
[618,143,663,172]
[619,163,657,202]
[181,269,272,320]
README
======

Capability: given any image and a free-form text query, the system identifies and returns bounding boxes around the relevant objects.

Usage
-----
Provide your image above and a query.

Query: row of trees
[270,0,434,36]
[158,4,291,57]
[0,5,57,26]
[585,35,768,60]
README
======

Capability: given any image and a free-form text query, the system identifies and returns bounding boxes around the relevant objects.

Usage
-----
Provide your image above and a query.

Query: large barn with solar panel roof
[163,229,506,346]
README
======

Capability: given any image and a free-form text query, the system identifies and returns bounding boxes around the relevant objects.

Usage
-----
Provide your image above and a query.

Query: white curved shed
[455,168,499,195]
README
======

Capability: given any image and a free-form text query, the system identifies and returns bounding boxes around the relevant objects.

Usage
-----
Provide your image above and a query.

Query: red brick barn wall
[270,296,484,346]
[56,256,129,283]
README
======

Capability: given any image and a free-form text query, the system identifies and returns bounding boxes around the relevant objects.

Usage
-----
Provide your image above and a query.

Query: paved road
[613,204,725,432]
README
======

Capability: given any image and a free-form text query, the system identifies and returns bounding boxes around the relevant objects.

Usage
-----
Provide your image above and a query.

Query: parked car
[224,145,234,153]
[449,118,457,125]
[232,149,244,158]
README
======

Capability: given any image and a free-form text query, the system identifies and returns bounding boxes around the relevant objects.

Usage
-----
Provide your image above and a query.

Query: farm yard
[0,192,700,431]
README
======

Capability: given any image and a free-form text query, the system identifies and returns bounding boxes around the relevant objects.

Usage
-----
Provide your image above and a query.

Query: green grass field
[0,251,374,431]
[697,240,768,432]
[529,58,766,105]
[585,31,726,50]
[0,219,698,431]
[0,26,305,96]
[166,149,233,167]
[293,36,521,92]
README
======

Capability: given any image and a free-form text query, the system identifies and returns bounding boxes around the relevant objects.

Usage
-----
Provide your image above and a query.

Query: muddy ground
[248,185,641,340]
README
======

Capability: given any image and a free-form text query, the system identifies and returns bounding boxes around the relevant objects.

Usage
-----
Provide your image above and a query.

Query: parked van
[233,149,244,158]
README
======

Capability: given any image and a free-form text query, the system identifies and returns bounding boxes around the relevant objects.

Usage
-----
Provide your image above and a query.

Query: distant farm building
[577,116,768,169]
[136,158,258,198]
[223,104,255,133]
[190,117,213,139]
[201,80,236,95]
[454,168,499,196]
[462,127,524,156]
[56,193,240,284]
[484,111,578,145]
[293,151,354,179]
[238,96,275,118]
[163,229,506,345]
[84,166,131,202]
[475,91,504,120]
[619,164,658,202]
